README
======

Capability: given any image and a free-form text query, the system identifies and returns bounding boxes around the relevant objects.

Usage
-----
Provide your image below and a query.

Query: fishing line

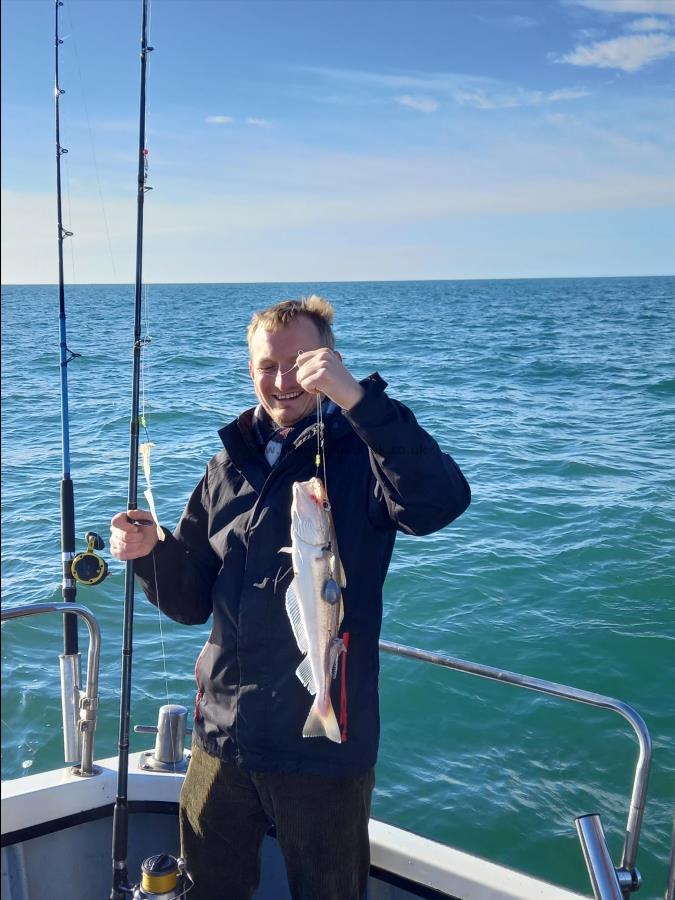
[126,8,177,775]
[151,558,173,732]
[55,22,77,286]
[258,362,298,378]
[63,1,118,282]
[141,0,181,787]
[62,150,77,284]
[315,391,329,500]
[315,393,322,478]
[138,279,178,777]
[141,4,154,167]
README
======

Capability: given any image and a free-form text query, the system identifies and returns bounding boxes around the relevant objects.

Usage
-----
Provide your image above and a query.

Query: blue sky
[2,0,674,283]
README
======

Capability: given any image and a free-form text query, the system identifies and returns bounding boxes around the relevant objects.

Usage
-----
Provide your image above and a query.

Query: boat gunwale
[1,755,587,899]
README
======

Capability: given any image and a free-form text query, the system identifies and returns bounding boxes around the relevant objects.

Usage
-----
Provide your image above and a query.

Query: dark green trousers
[180,743,375,900]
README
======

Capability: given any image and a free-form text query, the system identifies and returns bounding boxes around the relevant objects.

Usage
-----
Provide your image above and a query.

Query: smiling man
[248,297,364,428]
[109,295,471,900]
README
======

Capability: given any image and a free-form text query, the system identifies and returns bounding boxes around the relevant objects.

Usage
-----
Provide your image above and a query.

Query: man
[109,296,470,900]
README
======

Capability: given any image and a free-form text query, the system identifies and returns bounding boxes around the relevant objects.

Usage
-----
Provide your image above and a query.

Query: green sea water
[1,277,673,896]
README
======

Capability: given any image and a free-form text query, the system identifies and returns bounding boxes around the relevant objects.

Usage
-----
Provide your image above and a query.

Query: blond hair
[247,295,336,350]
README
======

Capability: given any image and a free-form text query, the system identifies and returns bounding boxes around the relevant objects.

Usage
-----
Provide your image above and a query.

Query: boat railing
[1,603,101,778]
[379,639,651,899]
[0,608,651,896]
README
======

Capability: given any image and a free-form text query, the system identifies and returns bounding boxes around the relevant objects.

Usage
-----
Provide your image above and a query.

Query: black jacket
[136,374,470,776]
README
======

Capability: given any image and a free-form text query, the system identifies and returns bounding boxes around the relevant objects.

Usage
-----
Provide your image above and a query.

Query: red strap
[339,632,350,742]
[193,645,206,722]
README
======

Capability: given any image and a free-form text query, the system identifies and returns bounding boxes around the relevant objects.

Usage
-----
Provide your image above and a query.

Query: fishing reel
[132,854,192,899]
[71,531,108,586]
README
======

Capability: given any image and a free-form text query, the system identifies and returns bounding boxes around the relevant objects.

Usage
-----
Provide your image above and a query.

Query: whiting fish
[282,477,346,743]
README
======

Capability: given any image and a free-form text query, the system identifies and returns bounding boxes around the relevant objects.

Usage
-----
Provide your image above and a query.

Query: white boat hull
[2,753,586,900]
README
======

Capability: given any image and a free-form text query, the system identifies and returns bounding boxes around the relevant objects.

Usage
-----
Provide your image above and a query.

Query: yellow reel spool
[141,854,179,895]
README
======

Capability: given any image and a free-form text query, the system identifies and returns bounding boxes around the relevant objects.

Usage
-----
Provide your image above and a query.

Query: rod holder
[1,603,101,777]
[135,704,192,772]
[576,814,624,900]
[59,652,82,764]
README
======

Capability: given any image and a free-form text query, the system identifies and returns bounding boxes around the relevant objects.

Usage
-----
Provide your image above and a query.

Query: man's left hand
[296,349,365,411]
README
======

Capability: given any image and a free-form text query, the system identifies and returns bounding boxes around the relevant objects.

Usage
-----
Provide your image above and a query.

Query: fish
[282,477,347,743]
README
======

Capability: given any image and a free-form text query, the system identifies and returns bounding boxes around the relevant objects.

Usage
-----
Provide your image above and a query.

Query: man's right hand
[110,509,159,560]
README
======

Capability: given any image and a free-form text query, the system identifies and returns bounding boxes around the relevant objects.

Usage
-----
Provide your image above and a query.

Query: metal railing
[379,640,651,899]
[2,603,101,777]
[0,606,651,895]
[666,817,675,900]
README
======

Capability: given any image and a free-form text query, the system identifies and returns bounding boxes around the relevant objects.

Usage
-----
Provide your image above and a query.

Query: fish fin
[330,542,346,589]
[327,510,346,588]
[303,697,342,743]
[285,581,309,655]
[329,638,345,678]
[295,655,317,695]
[336,555,346,589]
[329,554,345,587]
[279,546,293,554]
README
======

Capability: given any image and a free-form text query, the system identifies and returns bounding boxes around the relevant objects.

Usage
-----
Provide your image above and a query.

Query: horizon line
[2,273,673,288]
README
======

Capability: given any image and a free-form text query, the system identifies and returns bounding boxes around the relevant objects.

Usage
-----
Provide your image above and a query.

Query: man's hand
[110,509,159,560]
[296,349,365,411]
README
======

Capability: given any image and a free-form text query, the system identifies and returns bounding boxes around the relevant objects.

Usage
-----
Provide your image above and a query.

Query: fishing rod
[54,0,107,769]
[109,0,152,893]
[110,5,189,898]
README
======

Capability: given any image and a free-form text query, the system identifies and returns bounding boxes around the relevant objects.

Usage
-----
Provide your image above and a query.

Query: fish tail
[302,697,342,743]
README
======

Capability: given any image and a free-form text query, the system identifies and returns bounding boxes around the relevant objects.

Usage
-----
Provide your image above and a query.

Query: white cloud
[569,0,675,13]
[206,115,234,124]
[626,15,675,28]
[246,117,271,127]
[454,89,515,109]
[396,95,439,113]
[455,86,590,109]
[562,32,675,70]
[292,65,591,112]
[573,27,607,40]
[475,14,538,28]
[512,14,538,27]
[289,65,462,92]
[547,88,593,100]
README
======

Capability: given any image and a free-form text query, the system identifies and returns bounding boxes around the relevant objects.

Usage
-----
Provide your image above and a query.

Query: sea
[1,277,673,897]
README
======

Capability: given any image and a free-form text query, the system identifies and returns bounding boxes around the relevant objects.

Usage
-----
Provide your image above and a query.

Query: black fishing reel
[132,854,192,899]
[71,531,109,586]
